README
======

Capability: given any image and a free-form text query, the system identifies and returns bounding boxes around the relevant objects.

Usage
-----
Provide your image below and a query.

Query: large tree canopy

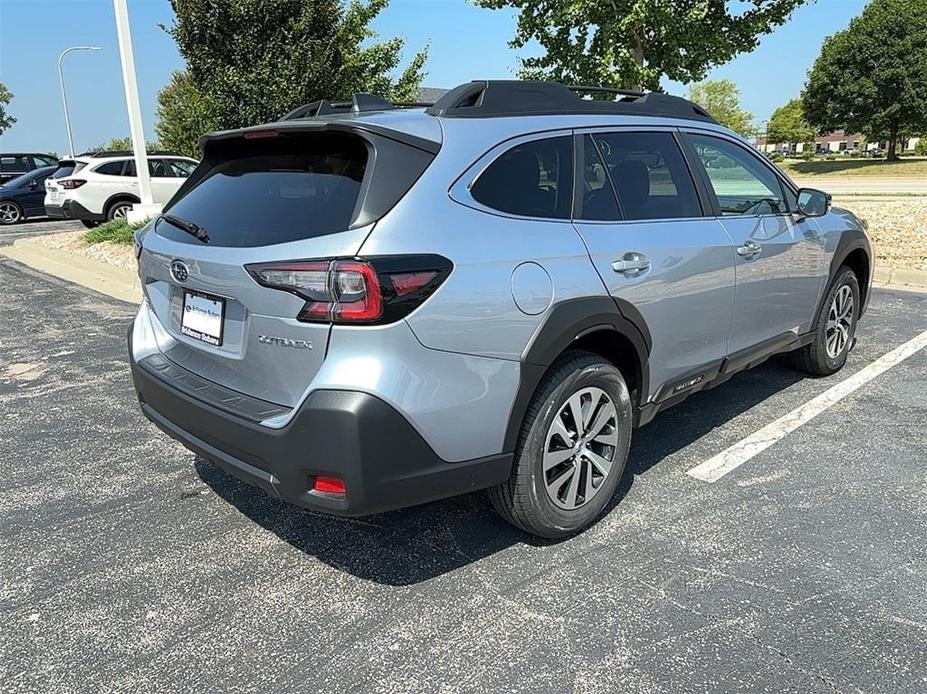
[0,82,16,136]
[162,0,427,139]
[767,98,814,145]
[803,0,927,160]
[474,0,807,91]
[688,79,754,138]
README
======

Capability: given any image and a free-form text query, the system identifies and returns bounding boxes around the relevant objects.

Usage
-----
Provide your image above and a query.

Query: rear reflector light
[313,476,345,495]
[60,179,86,189]
[245,255,452,325]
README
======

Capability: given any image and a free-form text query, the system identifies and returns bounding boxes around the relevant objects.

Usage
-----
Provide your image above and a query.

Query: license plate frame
[180,289,225,346]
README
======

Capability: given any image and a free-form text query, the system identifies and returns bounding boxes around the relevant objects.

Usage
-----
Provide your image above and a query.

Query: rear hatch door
[138,126,435,408]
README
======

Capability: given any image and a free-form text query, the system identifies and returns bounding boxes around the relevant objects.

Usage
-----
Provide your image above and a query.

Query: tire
[80,219,100,229]
[791,266,860,376]
[0,201,23,225]
[106,200,133,221]
[489,351,633,539]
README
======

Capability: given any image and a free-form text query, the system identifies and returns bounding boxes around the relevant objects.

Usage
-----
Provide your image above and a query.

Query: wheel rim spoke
[585,450,613,477]
[543,447,574,472]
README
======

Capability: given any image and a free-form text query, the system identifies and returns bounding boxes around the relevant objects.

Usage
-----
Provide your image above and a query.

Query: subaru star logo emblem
[170,260,190,284]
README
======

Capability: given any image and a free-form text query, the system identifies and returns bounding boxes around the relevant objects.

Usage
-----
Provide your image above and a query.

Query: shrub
[82,218,146,245]
[768,152,784,163]
[915,138,927,156]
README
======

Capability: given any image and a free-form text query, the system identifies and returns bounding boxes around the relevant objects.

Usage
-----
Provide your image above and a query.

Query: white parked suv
[45,151,198,227]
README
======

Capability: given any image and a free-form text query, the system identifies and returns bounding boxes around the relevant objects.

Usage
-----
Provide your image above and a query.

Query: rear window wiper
[160,213,210,243]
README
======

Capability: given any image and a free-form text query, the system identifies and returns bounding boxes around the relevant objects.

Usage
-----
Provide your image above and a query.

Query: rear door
[137,131,387,407]
[572,129,736,402]
[683,132,826,355]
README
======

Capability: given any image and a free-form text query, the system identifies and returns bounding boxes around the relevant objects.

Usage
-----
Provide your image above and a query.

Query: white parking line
[687,328,927,483]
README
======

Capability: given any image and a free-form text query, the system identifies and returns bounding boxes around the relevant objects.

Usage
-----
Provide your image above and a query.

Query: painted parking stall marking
[687,327,927,483]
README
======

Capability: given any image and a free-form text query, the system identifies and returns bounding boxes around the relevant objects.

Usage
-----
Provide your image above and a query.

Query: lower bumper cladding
[129,342,511,517]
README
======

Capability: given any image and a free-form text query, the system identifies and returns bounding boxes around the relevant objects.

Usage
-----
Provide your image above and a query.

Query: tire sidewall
[519,359,632,536]
[816,268,860,371]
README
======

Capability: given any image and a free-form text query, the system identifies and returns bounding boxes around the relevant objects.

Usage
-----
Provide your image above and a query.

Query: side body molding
[502,296,651,452]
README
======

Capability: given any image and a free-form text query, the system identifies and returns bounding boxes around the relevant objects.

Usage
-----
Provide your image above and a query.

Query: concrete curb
[0,236,141,304]
[872,265,927,289]
[1,234,924,304]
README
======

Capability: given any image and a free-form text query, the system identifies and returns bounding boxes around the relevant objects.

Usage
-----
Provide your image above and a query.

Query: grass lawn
[782,157,927,177]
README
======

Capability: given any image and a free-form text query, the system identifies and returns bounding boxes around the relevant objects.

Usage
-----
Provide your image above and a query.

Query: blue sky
[0,0,868,155]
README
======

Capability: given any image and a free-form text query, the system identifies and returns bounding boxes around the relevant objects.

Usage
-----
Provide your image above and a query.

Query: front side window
[588,132,701,220]
[470,136,573,219]
[33,155,57,167]
[689,134,787,216]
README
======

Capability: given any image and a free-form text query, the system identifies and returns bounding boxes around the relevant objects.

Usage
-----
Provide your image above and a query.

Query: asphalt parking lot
[1,251,925,693]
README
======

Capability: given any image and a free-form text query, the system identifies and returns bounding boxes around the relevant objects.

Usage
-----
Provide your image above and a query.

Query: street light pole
[58,46,101,157]
[112,0,156,218]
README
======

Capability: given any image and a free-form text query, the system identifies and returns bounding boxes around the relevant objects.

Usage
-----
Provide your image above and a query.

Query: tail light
[60,179,86,189]
[246,255,452,325]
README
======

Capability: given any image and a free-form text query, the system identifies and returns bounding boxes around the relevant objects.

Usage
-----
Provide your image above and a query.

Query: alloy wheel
[112,204,129,220]
[543,386,619,510]
[825,285,854,358]
[0,202,21,224]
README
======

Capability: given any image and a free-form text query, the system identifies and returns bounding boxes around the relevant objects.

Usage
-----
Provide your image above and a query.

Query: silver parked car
[129,81,872,538]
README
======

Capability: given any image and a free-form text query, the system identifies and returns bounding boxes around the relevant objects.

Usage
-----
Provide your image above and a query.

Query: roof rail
[424,80,715,123]
[278,93,434,121]
[77,149,187,158]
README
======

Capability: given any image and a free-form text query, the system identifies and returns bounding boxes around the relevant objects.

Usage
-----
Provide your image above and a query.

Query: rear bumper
[129,332,511,516]
[45,200,105,222]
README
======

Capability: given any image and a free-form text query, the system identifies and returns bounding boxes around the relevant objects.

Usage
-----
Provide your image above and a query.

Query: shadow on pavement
[197,356,804,586]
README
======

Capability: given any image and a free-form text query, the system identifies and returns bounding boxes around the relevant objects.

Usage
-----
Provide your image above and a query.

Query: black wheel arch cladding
[502,296,651,452]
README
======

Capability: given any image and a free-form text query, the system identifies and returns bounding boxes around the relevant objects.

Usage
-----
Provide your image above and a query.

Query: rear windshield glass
[52,161,86,178]
[160,134,368,247]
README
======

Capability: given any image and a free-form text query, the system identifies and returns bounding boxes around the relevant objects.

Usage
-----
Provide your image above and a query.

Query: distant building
[756,129,921,155]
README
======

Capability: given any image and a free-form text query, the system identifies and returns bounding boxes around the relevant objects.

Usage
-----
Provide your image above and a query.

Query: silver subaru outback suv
[129,81,872,538]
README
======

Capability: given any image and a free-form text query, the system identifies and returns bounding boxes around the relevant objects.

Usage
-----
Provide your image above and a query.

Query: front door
[572,130,737,403]
[684,132,826,356]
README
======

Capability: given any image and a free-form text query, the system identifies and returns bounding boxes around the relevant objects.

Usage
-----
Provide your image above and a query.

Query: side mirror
[796,187,831,217]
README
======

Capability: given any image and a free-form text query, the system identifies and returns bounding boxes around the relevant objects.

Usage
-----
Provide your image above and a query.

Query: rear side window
[688,134,787,215]
[95,161,129,176]
[161,133,368,247]
[589,132,701,220]
[471,136,573,219]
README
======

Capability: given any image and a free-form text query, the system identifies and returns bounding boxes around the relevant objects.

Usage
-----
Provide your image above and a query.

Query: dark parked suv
[130,81,872,537]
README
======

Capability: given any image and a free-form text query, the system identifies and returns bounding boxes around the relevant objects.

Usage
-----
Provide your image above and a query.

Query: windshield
[161,133,368,247]
[1,170,41,188]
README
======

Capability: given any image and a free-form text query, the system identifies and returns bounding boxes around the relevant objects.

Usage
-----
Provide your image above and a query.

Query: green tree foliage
[87,136,161,153]
[155,71,214,158]
[163,0,427,137]
[767,98,815,145]
[0,81,16,135]
[688,80,754,138]
[803,0,927,161]
[474,0,807,91]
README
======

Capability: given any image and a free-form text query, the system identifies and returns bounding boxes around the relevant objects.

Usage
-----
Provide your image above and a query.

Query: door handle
[612,253,651,275]
[736,240,762,258]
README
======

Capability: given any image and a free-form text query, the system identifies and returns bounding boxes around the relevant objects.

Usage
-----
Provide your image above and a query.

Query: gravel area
[33,230,137,272]
[835,198,927,271]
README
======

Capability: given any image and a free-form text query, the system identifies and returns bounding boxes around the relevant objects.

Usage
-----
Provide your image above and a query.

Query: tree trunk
[887,121,899,161]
